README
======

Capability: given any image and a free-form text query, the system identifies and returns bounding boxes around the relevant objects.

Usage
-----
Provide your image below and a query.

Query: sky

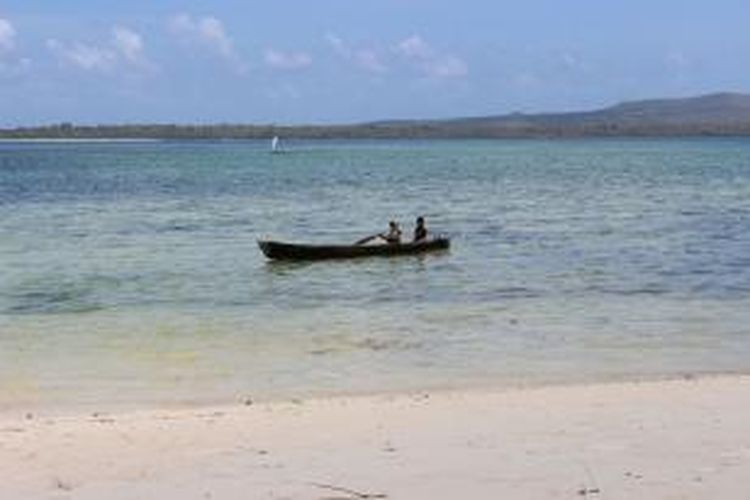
[0,0,748,125]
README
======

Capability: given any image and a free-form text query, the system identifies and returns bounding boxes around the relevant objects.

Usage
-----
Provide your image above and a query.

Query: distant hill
[3,92,750,139]
[595,92,750,124]
[371,92,750,137]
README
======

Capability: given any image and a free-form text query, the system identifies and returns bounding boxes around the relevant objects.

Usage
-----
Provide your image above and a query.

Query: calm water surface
[1,138,749,410]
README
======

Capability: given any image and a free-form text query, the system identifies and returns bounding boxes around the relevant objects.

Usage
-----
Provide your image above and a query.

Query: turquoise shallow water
[1,138,749,410]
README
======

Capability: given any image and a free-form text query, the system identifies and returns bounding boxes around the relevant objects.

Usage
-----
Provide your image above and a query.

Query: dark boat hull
[258,238,450,261]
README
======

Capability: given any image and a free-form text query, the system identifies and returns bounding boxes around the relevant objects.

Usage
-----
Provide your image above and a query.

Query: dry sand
[2,375,750,499]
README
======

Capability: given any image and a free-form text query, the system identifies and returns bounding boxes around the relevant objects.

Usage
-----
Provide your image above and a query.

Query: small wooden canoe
[258,237,450,261]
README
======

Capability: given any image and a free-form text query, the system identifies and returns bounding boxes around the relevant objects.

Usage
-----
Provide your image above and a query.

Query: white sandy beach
[2,375,750,499]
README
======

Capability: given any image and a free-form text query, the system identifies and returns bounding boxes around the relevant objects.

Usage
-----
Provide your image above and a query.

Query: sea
[1,138,749,412]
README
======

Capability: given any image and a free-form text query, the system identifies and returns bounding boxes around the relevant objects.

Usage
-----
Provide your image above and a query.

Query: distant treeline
[2,121,750,140]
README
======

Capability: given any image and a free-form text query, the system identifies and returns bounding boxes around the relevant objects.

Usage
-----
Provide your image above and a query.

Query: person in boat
[413,216,428,242]
[379,220,402,244]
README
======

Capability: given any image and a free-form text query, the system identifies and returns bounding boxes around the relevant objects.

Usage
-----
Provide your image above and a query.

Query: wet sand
[2,375,749,499]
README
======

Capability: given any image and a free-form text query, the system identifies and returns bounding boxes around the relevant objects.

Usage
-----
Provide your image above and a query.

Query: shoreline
[3,368,749,419]
[3,374,750,499]
[4,367,749,419]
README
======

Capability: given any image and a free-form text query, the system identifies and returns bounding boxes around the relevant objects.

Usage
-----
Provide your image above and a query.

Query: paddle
[354,233,381,245]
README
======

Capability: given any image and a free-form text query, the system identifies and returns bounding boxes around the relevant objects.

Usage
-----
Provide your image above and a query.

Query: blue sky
[1,0,748,125]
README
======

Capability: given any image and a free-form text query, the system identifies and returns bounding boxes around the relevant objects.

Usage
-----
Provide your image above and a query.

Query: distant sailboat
[271,136,280,153]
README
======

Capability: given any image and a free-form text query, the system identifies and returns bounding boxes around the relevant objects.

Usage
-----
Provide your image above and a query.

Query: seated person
[413,216,428,242]
[380,220,402,244]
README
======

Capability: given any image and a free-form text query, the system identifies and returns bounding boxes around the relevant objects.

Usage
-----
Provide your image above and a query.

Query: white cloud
[556,51,592,74]
[325,33,387,74]
[46,27,154,74]
[0,18,33,77]
[0,17,16,54]
[112,27,156,72]
[396,35,433,60]
[47,39,117,71]
[168,13,243,70]
[352,49,387,74]
[113,27,144,63]
[328,33,464,78]
[425,55,468,78]
[326,33,348,58]
[197,17,234,59]
[264,48,312,70]
[395,34,468,79]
